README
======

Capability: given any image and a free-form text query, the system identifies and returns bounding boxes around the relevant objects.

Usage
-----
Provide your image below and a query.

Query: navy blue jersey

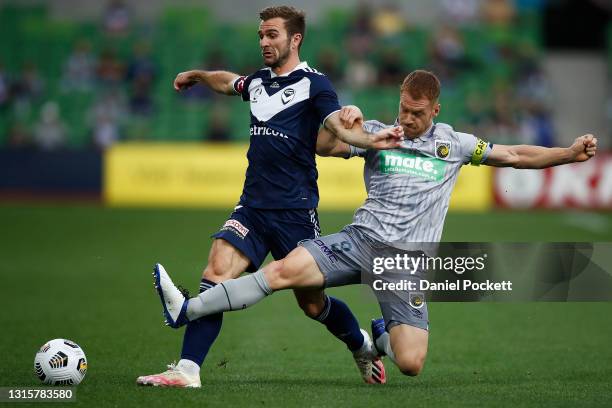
[232,62,341,209]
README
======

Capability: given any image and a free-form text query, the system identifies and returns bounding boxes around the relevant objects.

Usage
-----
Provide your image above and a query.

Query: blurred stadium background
[1,1,612,406]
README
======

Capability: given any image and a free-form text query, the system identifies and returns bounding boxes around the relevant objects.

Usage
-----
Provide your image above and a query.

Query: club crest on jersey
[281,88,295,105]
[435,140,451,159]
[409,292,425,309]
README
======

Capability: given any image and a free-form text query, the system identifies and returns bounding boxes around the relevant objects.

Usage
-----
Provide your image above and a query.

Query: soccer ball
[34,339,87,385]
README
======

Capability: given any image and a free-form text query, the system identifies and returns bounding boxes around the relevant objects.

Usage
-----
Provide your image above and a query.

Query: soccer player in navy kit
[136,6,401,387]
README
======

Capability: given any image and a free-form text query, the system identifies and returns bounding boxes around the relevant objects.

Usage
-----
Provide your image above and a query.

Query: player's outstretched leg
[152,263,189,328]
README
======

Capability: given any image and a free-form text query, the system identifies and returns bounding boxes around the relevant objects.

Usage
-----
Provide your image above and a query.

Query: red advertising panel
[494,154,612,209]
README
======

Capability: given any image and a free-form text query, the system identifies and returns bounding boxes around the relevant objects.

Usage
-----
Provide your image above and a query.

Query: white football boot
[136,363,201,388]
[152,263,189,328]
[353,329,386,384]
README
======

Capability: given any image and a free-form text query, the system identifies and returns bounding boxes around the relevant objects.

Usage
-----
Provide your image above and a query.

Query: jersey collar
[267,61,309,78]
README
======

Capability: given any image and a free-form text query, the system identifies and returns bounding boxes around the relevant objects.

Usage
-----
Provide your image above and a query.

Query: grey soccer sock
[186,270,273,320]
[375,332,397,365]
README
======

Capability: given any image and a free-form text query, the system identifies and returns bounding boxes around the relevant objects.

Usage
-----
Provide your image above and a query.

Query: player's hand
[569,134,597,162]
[371,126,404,150]
[339,105,363,129]
[173,71,199,91]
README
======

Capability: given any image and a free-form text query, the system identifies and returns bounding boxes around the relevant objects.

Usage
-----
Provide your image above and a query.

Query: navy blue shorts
[212,205,321,272]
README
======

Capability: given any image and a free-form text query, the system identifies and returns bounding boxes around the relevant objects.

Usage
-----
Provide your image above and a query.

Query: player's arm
[316,105,363,157]
[316,127,351,157]
[484,134,598,169]
[173,70,241,95]
[324,110,403,150]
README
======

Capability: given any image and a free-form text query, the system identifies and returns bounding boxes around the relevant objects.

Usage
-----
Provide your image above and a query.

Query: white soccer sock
[375,332,397,365]
[352,329,370,357]
[186,270,273,320]
[177,359,200,376]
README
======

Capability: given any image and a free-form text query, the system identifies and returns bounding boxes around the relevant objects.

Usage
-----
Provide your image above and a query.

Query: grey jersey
[351,120,492,246]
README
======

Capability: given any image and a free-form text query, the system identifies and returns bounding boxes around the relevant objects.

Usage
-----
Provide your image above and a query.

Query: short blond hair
[400,70,441,102]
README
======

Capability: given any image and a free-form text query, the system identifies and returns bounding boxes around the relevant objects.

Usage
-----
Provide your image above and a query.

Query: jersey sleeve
[456,131,493,165]
[310,75,342,125]
[232,75,252,102]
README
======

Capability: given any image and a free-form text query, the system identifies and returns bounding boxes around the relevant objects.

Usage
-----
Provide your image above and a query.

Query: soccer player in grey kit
[155,70,598,378]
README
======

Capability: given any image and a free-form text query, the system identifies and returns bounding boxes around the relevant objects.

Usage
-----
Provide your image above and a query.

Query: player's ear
[432,102,441,117]
[291,33,302,50]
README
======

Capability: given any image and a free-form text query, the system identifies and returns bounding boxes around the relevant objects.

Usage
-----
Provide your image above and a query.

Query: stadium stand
[0,3,546,148]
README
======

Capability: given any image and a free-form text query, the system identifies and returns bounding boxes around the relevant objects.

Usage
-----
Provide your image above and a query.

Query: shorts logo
[222,219,250,239]
[435,140,451,159]
[314,239,339,264]
[409,292,425,309]
[281,88,295,105]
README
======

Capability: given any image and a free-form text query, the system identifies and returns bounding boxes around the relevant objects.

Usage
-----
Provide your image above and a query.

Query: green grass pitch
[1,205,612,407]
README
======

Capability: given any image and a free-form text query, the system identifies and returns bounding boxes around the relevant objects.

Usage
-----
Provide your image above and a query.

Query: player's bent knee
[265,259,297,290]
[395,353,426,376]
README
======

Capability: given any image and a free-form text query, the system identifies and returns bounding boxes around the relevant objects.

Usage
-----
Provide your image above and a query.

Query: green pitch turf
[1,205,612,407]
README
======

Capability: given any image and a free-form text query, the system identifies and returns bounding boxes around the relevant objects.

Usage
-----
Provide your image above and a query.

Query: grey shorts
[300,225,429,331]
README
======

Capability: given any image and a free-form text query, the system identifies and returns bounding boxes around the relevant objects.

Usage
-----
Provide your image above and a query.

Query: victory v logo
[281,88,295,105]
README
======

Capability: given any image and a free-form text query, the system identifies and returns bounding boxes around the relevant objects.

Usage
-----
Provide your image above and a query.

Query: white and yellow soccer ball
[34,339,88,385]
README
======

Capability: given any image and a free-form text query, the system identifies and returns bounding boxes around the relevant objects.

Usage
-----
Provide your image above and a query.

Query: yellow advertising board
[104,143,491,211]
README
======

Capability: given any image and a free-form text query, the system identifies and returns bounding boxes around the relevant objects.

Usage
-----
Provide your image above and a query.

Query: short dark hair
[259,6,306,50]
[400,70,441,102]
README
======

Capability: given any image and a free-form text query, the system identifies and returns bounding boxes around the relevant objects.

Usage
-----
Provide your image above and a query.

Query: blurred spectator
[21,63,45,98]
[92,116,121,149]
[377,48,404,86]
[103,0,131,35]
[205,104,231,142]
[126,41,157,86]
[343,50,377,90]
[428,25,473,83]
[346,3,375,57]
[7,122,32,149]
[129,76,154,116]
[514,44,552,111]
[88,90,126,149]
[61,40,96,92]
[487,86,520,144]
[461,90,492,137]
[0,62,9,109]
[371,3,406,39]
[481,0,516,26]
[439,0,481,26]
[518,105,554,147]
[34,102,67,151]
[11,62,45,119]
[316,48,343,84]
[96,48,125,87]
[90,90,126,124]
[181,49,228,102]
